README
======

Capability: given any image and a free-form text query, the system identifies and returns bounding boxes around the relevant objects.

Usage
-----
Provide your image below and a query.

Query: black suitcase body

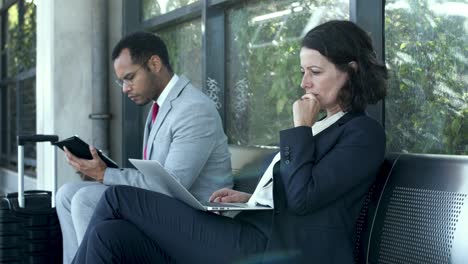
[0,135,62,263]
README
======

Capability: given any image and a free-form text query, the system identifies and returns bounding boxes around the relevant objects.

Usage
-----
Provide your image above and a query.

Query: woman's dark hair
[111,31,173,73]
[301,20,387,112]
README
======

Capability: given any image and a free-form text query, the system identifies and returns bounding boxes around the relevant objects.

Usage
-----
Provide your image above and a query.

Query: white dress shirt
[156,74,179,107]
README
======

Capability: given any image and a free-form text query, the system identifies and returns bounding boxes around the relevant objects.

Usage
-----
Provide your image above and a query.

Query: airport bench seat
[228,146,468,264]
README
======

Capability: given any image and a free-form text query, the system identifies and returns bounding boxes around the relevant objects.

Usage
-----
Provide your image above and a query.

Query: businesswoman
[72,20,388,264]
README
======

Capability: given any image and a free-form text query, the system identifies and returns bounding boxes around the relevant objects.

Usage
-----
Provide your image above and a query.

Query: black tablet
[53,136,119,168]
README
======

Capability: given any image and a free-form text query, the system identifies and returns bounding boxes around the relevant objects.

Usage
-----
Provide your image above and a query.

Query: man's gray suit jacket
[103,75,233,201]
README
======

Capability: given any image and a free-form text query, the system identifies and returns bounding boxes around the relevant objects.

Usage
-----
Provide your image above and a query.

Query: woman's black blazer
[263,112,386,264]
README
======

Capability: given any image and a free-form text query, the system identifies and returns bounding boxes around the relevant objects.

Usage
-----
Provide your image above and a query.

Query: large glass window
[126,0,466,161]
[385,0,467,155]
[157,19,202,88]
[226,0,349,146]
[140,20,203,121]
[0,0,37,173]
[142,0,199,20]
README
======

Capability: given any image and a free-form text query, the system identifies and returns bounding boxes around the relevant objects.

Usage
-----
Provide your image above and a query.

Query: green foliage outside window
[385,0,467,155]
[157,20,202,88]
[6,2,36,76]
[226,0,348,146]
[141,0,467,155]
[140,20,202,122]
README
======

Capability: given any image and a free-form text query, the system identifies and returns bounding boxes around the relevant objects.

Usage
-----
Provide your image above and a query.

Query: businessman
[56,32,232,263]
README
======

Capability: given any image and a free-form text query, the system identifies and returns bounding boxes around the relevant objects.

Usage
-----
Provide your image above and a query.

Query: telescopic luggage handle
[17,134,59,208]
[18,135,59,145]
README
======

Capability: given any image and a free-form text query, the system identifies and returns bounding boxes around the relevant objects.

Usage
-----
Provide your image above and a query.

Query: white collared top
[156,74,179,107]
[247,111,346,208]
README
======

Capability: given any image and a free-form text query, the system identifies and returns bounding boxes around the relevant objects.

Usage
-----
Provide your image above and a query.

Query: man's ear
[348,61,358,72]
[148,55,162,72]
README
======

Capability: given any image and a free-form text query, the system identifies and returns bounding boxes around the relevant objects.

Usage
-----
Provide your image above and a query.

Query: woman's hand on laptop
[209,188,252,203]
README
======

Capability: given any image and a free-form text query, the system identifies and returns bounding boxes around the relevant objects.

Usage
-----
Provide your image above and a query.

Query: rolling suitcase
[0,135,62,263]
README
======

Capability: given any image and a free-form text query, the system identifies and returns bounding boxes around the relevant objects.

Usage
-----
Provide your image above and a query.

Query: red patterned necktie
[144,103,159,160]
[151,102,159,124]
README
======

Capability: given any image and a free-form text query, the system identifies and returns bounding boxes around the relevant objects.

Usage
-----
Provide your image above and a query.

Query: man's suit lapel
[146,76,190,159]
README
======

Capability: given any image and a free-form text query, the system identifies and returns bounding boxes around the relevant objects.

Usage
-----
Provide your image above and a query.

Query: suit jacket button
[285,160,290,165]
[284,151,290,156]
[285,146,290,151]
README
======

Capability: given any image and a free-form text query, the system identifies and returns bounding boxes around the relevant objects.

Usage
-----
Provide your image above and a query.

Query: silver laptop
[129,159,273,211]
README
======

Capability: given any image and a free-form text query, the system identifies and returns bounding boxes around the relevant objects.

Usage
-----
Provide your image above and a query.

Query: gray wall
[48,0,123,188]
[0,0,123,193]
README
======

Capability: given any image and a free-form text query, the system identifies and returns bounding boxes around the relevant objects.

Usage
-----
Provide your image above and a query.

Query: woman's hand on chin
[293,93,321,127]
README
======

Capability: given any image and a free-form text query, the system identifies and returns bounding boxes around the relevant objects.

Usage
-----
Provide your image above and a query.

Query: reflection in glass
[385,0,468,155]
[142,0,199,20]
[8,84,16,160]
[157,19,202,88]
[0,87,7,155]
[141,20,202,121]
[6,2,36,76]
[0,1,37,172]
[5,79,36,172]
[21,78,36,161]
[6,3,19,77]
[23,2,36,67]
[227,0,348,146]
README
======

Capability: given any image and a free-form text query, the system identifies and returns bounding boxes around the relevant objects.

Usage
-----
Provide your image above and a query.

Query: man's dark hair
[112,31,173,73]
[302,20,388,112]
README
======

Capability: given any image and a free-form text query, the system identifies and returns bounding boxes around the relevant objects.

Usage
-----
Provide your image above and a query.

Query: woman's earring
[348,61,358,72]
